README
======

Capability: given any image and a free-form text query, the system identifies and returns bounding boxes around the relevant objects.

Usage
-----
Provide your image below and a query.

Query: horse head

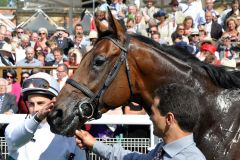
[47,9,147,136]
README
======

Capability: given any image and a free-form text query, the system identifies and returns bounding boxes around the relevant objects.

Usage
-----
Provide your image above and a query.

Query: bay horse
[47,10,240,160]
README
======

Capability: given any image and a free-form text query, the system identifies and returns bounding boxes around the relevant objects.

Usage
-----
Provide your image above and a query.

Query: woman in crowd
[197,43,220,65]
[225,17,239,41]
[3,69,21,103]
[95,9,108,27]
[171,23,189,44]
[153,10,174,43]
[223,0,240,30]
[34,27,49,55]
[18,71,31,113]
[35,51,46,66]
[198,25,208,42]
[64,48,82,76]
[183,16,194,36]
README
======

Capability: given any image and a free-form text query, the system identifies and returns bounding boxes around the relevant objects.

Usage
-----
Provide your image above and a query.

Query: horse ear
[107,8,126,42]
[95,19,108,37]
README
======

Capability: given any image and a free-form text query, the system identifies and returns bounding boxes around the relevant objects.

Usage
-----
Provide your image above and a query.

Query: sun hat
[0,43,12,53]
[153,10,168,18]
[88,30,98,39]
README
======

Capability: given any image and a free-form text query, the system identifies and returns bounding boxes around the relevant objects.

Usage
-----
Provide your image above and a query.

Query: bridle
[66,35,134,120]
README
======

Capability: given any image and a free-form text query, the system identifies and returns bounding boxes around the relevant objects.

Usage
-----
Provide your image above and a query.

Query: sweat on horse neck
[127,35,216,101]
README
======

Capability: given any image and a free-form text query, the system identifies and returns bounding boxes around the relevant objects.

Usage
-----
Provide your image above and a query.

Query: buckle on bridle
[77,98,102,120]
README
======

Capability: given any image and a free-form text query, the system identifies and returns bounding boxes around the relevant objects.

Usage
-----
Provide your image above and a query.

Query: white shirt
[58,76,69,90]
[5,116,86,160]
[15,48,26,63]
[180,2,205,27]
[205,21,212,38]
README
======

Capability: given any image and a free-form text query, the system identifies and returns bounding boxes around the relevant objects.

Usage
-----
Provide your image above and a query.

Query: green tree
[0,0,16,7]
[0,0,8,6]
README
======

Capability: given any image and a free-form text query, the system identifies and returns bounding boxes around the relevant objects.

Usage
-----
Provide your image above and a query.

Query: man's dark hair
[171,32,183,42]
[53,47,63,55]
[154,83,200,132]
[58,63,68,72]
[75,23,83,28]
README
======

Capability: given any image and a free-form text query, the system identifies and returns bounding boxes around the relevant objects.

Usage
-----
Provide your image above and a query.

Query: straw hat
[0,43,12,53]
[89,30,98,39]
[190,28,199,35]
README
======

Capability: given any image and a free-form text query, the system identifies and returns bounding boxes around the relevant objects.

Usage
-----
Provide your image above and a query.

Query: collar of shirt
[163,134,195,158]
[53,59,64,66]
[58,75,68,82]
[24,58,37,64]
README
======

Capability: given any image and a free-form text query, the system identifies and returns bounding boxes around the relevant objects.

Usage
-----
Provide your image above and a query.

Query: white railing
[0,114,158,148]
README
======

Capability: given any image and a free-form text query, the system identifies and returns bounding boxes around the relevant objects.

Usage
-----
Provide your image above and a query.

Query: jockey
[5,72,86,160]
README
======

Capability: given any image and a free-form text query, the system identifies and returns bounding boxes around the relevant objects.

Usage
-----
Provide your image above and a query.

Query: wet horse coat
[48,10,240,160]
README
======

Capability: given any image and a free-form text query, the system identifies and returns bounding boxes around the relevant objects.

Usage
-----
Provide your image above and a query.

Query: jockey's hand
[75,129,97,150]
[36,97,56,121]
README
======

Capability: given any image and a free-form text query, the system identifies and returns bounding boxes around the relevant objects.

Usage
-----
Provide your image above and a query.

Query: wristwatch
[34,114,42,123]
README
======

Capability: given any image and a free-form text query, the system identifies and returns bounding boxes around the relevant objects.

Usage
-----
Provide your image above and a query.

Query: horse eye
[93,56,106,67]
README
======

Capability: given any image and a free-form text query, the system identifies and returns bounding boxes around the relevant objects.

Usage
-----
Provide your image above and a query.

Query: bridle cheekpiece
[66,35,134,121]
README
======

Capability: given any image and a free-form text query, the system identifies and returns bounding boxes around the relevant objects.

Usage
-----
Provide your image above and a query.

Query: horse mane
[131,34,240,89]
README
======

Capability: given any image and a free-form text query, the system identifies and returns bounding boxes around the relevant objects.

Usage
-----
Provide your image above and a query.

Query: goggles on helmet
[22,78,50,90]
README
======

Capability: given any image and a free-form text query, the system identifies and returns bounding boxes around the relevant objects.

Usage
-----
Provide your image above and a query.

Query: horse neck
[129,41,193,107]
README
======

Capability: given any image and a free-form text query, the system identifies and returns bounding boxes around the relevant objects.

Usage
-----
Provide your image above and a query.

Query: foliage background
[0,0,16,7]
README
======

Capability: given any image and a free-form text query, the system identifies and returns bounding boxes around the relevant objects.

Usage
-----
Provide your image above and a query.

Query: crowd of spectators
[0,0,240,140]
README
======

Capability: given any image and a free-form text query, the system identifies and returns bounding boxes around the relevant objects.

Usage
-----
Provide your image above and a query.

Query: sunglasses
[22,78,50,90]
[22,76,29,79]
[223,36,231,40]
[5,75,13,79]
[39,32,46,35]
[149,30,157,33]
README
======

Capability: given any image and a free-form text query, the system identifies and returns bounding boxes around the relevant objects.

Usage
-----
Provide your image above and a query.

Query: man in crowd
[70,24,90,48]
[75,83,206,160]
[51,27,74,56]
[56,64,69,90]
[204,11,223,40]
[15,27,24,39]
[46,47,66,78]
[16,46,42,67]
[5,72,86,160]
[0,78,18,114]
[0,43,14,66]
[0,77,18,146]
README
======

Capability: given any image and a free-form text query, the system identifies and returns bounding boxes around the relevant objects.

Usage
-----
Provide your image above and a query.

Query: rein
[66,35,134,120]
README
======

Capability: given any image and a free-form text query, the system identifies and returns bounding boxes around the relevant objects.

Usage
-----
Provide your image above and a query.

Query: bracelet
[34,114,42,123]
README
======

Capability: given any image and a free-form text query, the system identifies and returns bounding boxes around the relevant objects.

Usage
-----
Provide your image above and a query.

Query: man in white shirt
[56,64,69,90]
[180,0,205,27]
[5,72,86,160]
